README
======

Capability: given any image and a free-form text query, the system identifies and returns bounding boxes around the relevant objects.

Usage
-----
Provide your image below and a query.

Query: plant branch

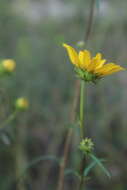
[57,80,80,190]
[84,0,95,44]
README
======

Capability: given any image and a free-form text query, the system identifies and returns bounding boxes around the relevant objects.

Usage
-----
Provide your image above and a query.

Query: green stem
[78,80,86,190]
[78,0,95,189]
[80,80,85,139]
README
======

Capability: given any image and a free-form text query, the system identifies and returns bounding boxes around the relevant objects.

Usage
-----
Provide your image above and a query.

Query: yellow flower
[2,59,16,72]
[63,43,125,83]
[15,97,29,111]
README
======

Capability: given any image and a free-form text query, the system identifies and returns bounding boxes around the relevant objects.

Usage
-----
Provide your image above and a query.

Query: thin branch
[57,80,80,190]
[85,0,95,44]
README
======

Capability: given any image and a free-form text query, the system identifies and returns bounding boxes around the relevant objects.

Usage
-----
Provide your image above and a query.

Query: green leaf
[84,158,106,177]
[18,155,60,179]
[64,169,80,179]
[84,160,96,177]
[90,154,111,178]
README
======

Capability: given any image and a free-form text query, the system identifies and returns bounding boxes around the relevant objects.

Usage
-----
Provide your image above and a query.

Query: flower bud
[0,59,16,74]
[15,97,29,111]
[76,41,85,48]
[79,138,94,154]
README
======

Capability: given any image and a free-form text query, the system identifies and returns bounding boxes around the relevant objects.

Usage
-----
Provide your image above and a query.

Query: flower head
[1,59,16,73]
[15,97,29,111]
[63,43,125,83]
[79,138,94,154]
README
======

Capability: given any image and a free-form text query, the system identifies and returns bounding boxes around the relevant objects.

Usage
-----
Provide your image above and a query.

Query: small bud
[3,59,16,72]
[79,138,94,154]
[1,59,16,73]
[15,97,29,111]
[76,41,85,48]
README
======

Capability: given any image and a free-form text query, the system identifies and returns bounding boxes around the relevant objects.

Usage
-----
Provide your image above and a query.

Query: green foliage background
[0,0,127,189]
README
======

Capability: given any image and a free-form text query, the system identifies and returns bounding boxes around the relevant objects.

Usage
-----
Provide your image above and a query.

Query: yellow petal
[100,66,125,76]
[87,57,100,72]
[95,59,106,70]
[78,50,91,69]
[87,59,97,72]
[95,53,102,60]
[95,63,117,73]
[87,53,104,72]
[95,63,125,76]
[63,43,80,66]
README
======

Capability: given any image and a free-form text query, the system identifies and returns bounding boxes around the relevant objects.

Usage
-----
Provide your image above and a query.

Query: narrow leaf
[64,169,80,179]
[90,154,111,178]
[84,160,96,176]
[84,158,106,177]
[19,155,60,179]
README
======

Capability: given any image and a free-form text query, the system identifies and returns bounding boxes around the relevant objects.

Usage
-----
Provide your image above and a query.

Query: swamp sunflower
[63,43,125,83]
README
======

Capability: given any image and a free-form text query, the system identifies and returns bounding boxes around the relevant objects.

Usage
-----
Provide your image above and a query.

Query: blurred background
[0,0,127,189]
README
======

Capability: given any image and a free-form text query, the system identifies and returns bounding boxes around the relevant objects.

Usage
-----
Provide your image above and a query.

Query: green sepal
[74,67,100,83]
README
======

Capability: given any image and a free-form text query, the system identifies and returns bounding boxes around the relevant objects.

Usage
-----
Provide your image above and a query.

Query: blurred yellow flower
[15,97,29,111]
[63,43,125,82]
[2,59,16,72]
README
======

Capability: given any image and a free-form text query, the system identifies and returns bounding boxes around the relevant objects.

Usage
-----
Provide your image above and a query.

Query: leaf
[19,155,60,179]
[84,158,106,177]
[26,155,60,168]
[90,154,111,178]
[64,169,80,179]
